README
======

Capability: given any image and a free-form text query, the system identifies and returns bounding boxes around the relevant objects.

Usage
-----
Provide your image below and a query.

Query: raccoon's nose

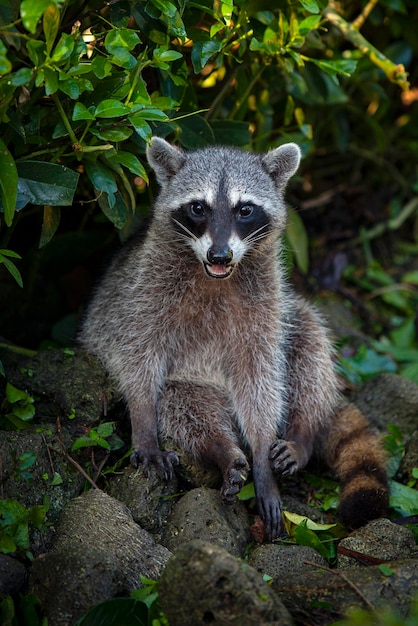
[207,246,233,265]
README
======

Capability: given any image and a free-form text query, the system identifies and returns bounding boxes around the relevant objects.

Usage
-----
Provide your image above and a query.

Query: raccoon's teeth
[204,263,234,279]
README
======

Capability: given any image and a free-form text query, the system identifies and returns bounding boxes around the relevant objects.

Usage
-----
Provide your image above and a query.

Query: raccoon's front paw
[130,448,179,481]
[269,439,300,477]
[220,457,250,504]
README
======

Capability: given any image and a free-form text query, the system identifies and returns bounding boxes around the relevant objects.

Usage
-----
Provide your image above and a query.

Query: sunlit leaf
[21,0,54,34]
[43,3,60,55]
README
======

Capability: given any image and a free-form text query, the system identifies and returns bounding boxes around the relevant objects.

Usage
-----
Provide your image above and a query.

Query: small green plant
[0,382,35,430]
[0,249,22,287]
[0,498,47,556]
[71,421,124,452]
[0,593,46,626]
[330,596,418,626]
[74,578,168,626]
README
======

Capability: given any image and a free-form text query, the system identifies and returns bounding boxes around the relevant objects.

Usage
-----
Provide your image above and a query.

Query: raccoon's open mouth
[204,263,235,279]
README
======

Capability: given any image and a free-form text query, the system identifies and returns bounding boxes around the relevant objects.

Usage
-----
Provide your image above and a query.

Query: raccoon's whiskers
[171,218,198,241]
[244,224,270,244]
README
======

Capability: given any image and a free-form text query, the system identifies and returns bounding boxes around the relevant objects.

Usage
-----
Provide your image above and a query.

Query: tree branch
[323,4,410,92]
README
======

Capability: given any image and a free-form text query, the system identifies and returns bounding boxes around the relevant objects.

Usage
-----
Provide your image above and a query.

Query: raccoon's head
[147,137,300,279]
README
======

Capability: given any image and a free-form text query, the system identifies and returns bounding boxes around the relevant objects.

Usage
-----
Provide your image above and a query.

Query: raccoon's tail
[325,403,389,529]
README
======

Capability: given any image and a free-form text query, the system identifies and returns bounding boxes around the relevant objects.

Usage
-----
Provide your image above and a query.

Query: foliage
[0,0,415,248]
[71,420,124,452]
[74,578,168,626]
[0,382,35,430]
[0,593,46,626]
[0,498,47,555]
[330,597,418,626]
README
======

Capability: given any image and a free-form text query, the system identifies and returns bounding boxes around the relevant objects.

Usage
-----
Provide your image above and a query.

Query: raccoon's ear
[147,137,186,186]
[262,143,301,188]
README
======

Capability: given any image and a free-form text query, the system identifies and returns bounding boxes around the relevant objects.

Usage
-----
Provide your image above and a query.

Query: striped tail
[325,403,389,529]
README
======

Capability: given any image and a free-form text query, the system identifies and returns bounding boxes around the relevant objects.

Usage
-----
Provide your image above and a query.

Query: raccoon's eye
[189,201,205,218]
[238,204,254,218]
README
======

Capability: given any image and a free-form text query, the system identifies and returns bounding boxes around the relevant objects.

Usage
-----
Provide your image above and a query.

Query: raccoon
[80,137,389,540]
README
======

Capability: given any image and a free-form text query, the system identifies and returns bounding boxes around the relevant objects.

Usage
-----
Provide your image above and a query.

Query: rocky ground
[1,346,418,626]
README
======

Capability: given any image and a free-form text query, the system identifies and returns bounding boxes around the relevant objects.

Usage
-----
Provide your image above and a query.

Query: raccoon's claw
[269,439,299,477]
[130,449,179,481]
[256,485,284,541]
[220,457,250,504]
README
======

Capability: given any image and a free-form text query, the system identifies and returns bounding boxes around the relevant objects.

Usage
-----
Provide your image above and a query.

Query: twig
[92,450,111,484]
[304,560,378,614]
[352,0,379,30]
[55,417,100,490]
[323,4,409,91]
[42,433,55,476]
[351,196,418,245]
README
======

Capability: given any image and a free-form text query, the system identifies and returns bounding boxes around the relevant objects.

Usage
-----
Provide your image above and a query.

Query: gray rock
[108,465,179,538]
[31,489,172,626]
[338,518,417,568]
[352,374,418,434]
[0,348,113,426]
[161,487,250,557]
[273,558,418,622]
[0,428,85,523]
[159,540,293,625]
[0,554,27,595]
[249,544,327,580]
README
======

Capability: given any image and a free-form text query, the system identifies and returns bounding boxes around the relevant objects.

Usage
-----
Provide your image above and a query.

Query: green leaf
[0,138,18,226]
[97,189,129,228]
[51,33,75,63]
[389,479,418,515]
[112,151,148,180]
[150,0,177,18]
[21,0,54,34]
[16,162,79,208]
[50,471,63,485]
[293,519,332,561]
[90,127,133,142]
[85,160,118,197]
[6,382,29,404]
[299,15,322,35]
[285,208,309,274]
[307,58,357,83]
[72,102,96,121]
[129,115,152,141]
[105,28,141,53]
[0,534,17,554]
[18,452,36,471]
[191,40,222,73]
[71,436,97,451]
[0,39,12,75]
[43,66,59,95]
[0,251,23,287]
[40,206,61,248]
[237,481,255,500]
[95,99,131,118]
[129,105,168,121]
[299,0,320,14]
[43,3,60,56]
[73,597,149,626]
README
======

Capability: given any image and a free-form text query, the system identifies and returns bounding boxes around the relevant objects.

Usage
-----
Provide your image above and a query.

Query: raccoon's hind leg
[270,297,340,478]
[325,403,389,528]
[158,379,250,502]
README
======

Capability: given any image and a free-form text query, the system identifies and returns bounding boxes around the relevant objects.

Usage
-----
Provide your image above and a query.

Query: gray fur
[80,138,343,539]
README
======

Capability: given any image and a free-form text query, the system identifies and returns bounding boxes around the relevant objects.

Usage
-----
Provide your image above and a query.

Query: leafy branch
[323,1,410,91]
